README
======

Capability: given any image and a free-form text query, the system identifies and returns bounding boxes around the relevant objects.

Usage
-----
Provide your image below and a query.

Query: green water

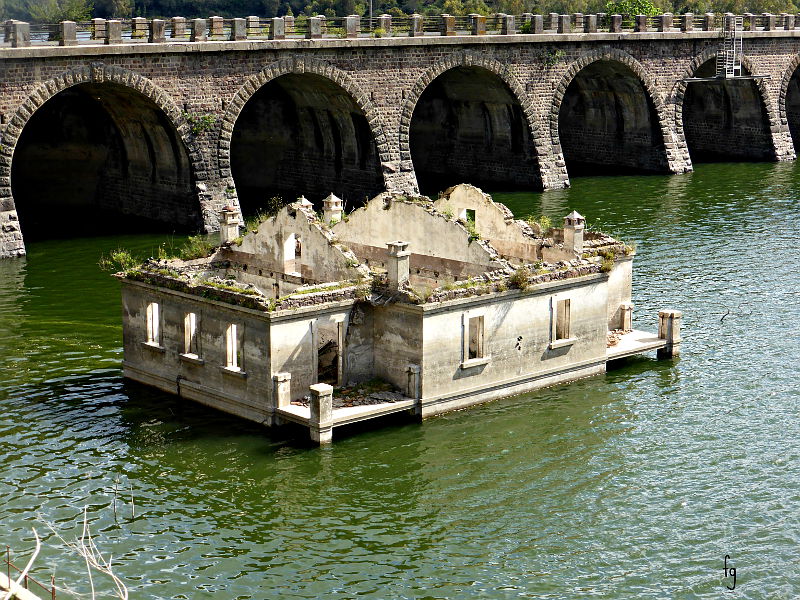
[1,163,799,598]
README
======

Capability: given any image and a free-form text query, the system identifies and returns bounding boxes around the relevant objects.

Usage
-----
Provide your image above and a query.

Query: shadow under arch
[679,55,776,162]
[221,59,389,214]
[404,58,544,195]
[553,51,672,177]
[4,65,203,240]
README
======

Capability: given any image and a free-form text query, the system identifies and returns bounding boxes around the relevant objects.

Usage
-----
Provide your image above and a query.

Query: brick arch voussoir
[0,64,204,204]
[550,48,671,149]
[398,52,549,164]
[778,53,800,127]
[219,58,391,179]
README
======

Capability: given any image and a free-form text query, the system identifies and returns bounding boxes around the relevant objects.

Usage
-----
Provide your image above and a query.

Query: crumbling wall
[333,195,500,274]
[233,202,364,284]
[434,184,544,263]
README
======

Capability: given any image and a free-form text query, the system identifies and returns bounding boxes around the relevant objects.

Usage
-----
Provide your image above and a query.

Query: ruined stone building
[118,184,680,443]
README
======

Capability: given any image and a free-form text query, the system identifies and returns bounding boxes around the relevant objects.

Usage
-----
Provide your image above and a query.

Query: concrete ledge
[277,398,416,428]
[123,361,271,424]
[607,329,666,360]
[421,357,606,418]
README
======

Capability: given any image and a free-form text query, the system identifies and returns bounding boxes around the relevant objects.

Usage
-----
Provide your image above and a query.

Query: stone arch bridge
[4,14,800,257]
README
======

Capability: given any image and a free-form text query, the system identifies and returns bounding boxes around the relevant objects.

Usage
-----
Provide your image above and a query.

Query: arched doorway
[409,66,541,195]
[557,59,669,177]
[230,73,384,216]
[11,82,198,240]
[682,59,775,162]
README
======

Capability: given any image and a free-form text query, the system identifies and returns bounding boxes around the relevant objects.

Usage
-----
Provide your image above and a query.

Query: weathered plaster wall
[419,276,608,415]
[334,196,498,270]
[121,281,275,423]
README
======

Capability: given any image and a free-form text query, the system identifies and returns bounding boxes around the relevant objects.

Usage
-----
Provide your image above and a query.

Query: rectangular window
[555,299,571,340]
[146,302,160,345]
[225,323,242,371]
[184,312,199,355]
[468,315,484,359]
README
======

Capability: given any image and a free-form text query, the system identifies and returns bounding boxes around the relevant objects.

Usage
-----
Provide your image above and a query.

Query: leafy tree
[604,0,659,14]
[28,0,94,21]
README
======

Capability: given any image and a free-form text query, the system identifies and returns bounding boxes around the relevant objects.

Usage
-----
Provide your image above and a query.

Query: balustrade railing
[2,12,799,47]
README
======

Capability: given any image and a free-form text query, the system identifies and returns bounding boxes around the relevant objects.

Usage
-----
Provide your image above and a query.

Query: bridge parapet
[4,12,800,49]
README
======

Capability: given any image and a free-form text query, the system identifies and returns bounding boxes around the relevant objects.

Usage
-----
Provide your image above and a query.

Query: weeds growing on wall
[183,112,217,136]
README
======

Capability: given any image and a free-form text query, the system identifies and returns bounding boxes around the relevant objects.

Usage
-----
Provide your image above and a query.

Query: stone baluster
[171,16,186,38]
[149,19,166,43]
[549,12,558,30]
[584,14,597,33]
[656,13,672,31]
[190,18,207,42]
[501,14,514,34]
[634,14,648,32]
[440,14,455,36]
[60,21,77,46]
[345,14,359,38]
[763,12,776,30]
[307,16,322,39]
[270,17,285,40]
[610,14,622,33]
[230,18,246,40]
[105,19,121,44]
[410,13,423,36]
[309,383,333,444]
[703,12,715,30]
[681,13,693,32]
[273,372,291,410]
[657,310,682,358]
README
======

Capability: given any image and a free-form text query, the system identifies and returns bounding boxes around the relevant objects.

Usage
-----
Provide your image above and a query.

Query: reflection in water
[1,163,799,598]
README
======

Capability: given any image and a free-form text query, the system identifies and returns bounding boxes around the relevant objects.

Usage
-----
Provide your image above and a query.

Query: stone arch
[1,63,205,203]
[399,52,553,191]
[551,48,684,176]
[219,57,391,184]
[674,49,787,162]
[778,53,800,155]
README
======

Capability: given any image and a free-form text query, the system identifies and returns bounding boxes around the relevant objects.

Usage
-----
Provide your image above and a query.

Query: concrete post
[743,13,756,31]
[269,17,285,40]
[440,14,455,36]
[703,13,715,31]
[307,17,322,39]
[531,14,543,33]
[620,302,634,331]
[610,14,622,32]
[131,16,146,38]
[246,15,259,36]
[105,20,122,44]
[377,14,392,35]
[634,14,648,32]
[272,372,291,409]
[410,14,424,36]
[788,14,797,29]
[10,21,29,47]
[90,18,106,40]
[387,241,411,289]
[309,383,333,445]
[657,310,682,359]
[209,16,223,36]
[322,193,343,224]
[190,18,207,42]
[171,16,186,38]
[500,14,514,34]
[763,13,776,31]
[345,15,359,38]
[149,19,166,43]
[558,14,570,33]
[681,13,693,31]
[219,206,240,243]
[231,18,246,40]
[584,14,597,33]
[549,13,559,30]
[572,13,583,29]
[563,210,585,255]
[470,14,486,35]
[60,21,77,46]
[284,15,294,34]
[406,364,421,400]
[656,13,672,31]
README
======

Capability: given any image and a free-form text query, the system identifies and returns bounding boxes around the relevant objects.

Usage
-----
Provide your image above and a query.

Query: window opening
[555,299,571,341]
[146,302,160,345]
[468,315,484,359]
[184,312,199,355]
[226,323,242,370]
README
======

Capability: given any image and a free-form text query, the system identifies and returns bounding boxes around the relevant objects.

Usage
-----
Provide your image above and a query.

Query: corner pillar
[309,383,333,445]
[657,310,682,359]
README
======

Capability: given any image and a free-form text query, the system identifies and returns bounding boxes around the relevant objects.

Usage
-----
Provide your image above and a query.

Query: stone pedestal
[309,383,333,444]
[658,310,682,358]
[387,240,410,289]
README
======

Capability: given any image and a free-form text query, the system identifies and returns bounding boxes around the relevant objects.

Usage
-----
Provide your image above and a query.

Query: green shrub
[509,266,532,290]
[179,235,215,260]
[98,248,139,273]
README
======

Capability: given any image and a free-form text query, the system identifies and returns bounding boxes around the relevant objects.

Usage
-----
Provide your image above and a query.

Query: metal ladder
[717,15,743,78]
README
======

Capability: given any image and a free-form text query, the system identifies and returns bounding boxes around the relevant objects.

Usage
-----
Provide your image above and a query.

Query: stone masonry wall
[2,30,800,257]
